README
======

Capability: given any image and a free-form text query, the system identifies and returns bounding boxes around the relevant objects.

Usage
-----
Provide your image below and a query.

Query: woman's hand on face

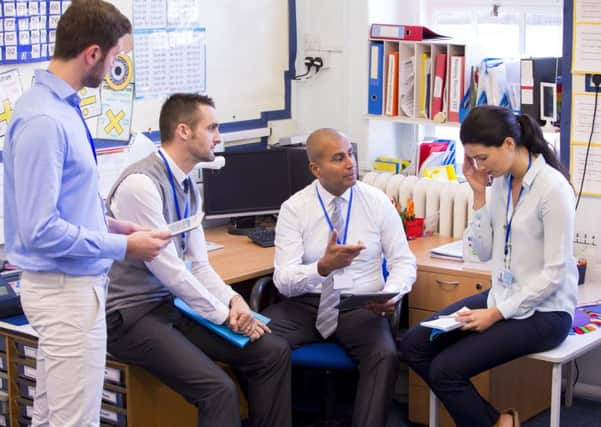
[463,154,489,195]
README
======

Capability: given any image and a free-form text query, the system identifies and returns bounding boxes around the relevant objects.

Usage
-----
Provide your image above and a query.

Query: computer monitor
[202,149,291,231]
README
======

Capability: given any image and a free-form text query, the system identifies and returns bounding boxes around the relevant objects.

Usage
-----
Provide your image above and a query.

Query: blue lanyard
[504,153,531,256]
[158,150,190,243]
[316,187,353,244]
[74,103,97,164]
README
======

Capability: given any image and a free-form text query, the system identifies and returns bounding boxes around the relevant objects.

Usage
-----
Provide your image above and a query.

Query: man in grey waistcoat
[104,93,292,427]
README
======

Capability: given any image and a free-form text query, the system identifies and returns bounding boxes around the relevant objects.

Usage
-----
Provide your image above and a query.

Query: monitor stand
[227,216,258,236]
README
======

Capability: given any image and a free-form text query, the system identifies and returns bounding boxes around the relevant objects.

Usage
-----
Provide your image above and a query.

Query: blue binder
[368,40,384,114]
[174,297,270,348]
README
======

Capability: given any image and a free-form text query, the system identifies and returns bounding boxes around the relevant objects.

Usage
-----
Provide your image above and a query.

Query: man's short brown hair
[53,0,132,60]
[159,93,216,143]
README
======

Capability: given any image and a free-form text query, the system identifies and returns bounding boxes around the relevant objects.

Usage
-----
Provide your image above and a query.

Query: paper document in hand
[420,306,470,332]
[167,213,204,237]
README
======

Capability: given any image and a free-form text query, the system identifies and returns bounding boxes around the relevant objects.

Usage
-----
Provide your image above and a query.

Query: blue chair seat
[292,343,356,370]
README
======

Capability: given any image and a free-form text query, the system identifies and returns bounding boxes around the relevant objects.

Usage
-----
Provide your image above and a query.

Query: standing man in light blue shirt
[3,1,170,426]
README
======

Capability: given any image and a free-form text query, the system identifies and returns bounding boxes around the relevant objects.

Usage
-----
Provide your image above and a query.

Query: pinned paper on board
[0,69,23,144]
[97,82,134,141]
[78,86,102,119]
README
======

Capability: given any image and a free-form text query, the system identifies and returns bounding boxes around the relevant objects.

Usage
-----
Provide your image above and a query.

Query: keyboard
[248,228,275,247]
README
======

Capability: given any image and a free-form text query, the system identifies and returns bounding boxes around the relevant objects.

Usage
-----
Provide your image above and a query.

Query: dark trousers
[107,299,292,427]
[263,295,400,427]
[399,291,571,427]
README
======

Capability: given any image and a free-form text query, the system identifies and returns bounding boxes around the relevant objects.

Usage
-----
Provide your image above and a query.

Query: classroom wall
[0,0,290,140]
[291,0,421,171]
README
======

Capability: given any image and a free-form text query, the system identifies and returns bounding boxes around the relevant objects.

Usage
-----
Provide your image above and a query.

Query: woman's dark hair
[460,105,569,181]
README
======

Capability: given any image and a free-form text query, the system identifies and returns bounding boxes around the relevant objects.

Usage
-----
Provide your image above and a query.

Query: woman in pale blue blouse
[401,105,577,427]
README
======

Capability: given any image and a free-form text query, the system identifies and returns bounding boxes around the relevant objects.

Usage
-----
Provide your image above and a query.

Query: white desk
[428,273,601,427]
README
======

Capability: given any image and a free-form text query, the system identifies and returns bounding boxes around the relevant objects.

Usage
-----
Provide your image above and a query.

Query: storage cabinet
[0,330,199,427]
[407,267,553,426]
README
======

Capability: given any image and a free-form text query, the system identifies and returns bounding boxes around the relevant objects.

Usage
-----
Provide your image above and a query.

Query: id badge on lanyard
[316,186,354,290]
[500,154,531,288]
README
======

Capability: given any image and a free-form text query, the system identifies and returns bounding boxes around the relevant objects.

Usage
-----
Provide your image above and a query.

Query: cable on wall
[575,74,601,210]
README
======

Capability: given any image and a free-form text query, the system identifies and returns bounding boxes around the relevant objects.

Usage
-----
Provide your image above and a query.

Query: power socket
[574,231,598,262]
[584,74,601,93]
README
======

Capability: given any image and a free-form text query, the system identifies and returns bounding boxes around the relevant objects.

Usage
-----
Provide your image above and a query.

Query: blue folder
[368,40,384,114]
[174,297,270,348]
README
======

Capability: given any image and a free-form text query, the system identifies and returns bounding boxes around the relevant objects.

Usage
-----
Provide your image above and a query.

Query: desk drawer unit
[100,403,127,426]
[409,270,490,312]
[15,343,37,361]
[15,359,36,382]
[17,398,33,424]
[103,383,127,408]
[17,377,35,401]
[0,370,7,393]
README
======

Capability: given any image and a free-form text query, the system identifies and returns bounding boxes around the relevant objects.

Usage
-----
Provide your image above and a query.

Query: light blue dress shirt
[466,155,578,320]
[3,70,126,276]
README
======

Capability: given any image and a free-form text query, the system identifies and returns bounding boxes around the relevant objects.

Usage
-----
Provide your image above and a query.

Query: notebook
[174,297,270,348]
[430,240,463,261]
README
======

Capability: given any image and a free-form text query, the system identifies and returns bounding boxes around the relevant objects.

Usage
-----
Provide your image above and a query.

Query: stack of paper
[420,306,470,332]
[430,240,463,261]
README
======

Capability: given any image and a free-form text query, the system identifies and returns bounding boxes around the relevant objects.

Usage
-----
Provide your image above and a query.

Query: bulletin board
[0,0,292,146]
[568,0,601,197]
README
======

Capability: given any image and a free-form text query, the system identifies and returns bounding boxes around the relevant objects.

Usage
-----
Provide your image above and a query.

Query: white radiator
[362,172,482,239]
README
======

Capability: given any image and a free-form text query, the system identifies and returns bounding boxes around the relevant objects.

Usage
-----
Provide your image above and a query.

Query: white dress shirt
[110,151,237,324]
[466,155,578,320]
[274,180,417,298]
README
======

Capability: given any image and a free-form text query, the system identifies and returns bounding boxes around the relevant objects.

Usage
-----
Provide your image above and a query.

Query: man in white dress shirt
[104,93,291,427]
[263,128,417,426]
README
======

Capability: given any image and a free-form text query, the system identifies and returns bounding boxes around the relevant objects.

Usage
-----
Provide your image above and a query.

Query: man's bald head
[306,128,348,163]
[305,128,356,196]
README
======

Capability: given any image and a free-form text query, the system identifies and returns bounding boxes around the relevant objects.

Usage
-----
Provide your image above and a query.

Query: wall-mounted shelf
[364,114,460,128]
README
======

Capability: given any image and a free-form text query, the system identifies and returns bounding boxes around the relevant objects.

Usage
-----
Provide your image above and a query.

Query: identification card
[333,269,354,290]
[496,269,513,287]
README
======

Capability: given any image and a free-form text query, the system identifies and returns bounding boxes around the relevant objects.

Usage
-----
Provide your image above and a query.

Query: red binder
[370,24,448,41]
[430,53,447,119]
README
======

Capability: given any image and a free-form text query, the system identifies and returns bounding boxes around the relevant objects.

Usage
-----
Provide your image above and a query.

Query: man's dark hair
[159,93,216,143]
[53,0,132,60]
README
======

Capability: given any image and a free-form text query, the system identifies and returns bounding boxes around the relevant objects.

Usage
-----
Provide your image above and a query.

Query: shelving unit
[368,38,478,126]
[0,328,200,427]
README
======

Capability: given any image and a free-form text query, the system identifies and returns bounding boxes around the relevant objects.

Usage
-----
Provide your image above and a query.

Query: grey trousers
[263,294,400,427]
[107,299,292,427]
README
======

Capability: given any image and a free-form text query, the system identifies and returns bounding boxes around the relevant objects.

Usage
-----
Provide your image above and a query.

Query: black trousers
[107,299,292,427]
[263,294,400,427]
[399,291,571,427]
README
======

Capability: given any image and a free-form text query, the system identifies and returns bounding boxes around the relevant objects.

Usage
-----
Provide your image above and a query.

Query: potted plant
[392,198,424,239]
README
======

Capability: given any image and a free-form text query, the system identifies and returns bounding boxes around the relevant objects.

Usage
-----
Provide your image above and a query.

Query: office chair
[249,272,401,423]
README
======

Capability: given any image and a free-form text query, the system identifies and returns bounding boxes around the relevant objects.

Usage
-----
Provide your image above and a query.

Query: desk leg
[429,390,439,427]
[550,362,562,427]
[565,360,575,407]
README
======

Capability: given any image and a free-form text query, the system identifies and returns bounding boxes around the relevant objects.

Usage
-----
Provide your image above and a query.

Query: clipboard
[338,292,399,310]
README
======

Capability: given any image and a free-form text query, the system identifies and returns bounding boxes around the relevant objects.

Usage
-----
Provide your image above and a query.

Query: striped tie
[316,196,345,339]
